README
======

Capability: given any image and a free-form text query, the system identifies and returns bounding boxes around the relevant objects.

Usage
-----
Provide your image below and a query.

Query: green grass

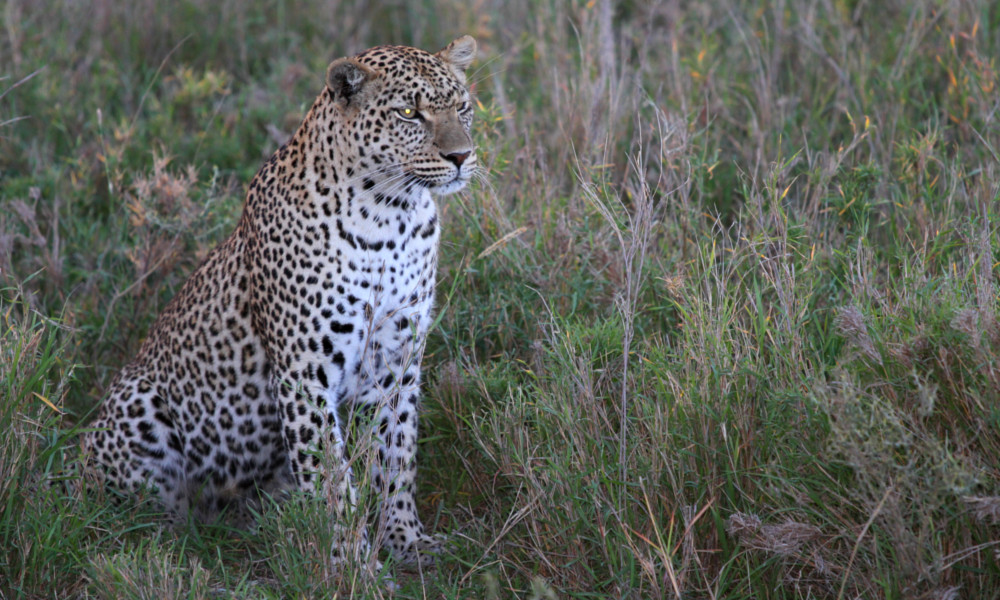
[3,0,1000,597]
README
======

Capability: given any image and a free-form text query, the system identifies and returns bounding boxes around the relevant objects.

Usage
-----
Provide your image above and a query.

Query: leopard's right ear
[326,58,378,107]
[436,36,477,83]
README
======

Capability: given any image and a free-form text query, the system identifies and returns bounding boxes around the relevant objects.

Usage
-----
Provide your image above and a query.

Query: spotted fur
[83,36,478,567]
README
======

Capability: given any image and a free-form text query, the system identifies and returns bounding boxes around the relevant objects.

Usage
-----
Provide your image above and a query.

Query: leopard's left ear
[436,35,477,78]
[326,58,379,108]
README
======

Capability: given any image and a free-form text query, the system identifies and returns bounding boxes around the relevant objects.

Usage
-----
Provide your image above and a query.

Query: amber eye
[397,107,420,120]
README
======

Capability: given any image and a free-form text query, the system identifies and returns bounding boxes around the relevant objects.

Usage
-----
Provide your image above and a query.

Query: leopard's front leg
[352,350,439,566]
[271,366,374,567]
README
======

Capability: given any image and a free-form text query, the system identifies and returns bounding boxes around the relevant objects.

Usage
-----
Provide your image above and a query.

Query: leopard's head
[325,36,477,197]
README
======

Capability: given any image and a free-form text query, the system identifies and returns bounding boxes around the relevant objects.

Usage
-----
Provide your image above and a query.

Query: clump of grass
[254,490,393,598]
[88,546,214,600]
[0,288,98,597]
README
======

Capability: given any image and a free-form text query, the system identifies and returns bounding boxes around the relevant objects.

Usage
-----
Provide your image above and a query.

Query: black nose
[442,151,471,167]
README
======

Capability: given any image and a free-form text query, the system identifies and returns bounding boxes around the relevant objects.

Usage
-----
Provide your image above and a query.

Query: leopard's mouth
[429,171,471,196]
[405,167,470,194]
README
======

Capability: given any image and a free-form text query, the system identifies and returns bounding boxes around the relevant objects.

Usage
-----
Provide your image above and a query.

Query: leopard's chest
[316,194,440,402]
[326,189,439,300]
[247,167,442,372]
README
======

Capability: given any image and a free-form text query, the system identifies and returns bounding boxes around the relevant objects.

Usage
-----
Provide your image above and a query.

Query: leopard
[82,35,478,569]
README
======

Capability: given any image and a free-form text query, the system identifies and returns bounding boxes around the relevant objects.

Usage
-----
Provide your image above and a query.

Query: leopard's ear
[436,35,477,75]
[326,58,378,107]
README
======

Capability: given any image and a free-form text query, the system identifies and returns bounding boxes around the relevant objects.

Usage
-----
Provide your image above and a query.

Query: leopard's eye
[397,107,420,121]
[458,101,472,114]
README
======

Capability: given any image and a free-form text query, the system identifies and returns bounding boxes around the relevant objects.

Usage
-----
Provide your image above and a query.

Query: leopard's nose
[442,151,471,167]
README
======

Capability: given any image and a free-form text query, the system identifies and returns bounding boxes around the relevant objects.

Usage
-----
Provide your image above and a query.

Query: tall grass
[2,0,999,597]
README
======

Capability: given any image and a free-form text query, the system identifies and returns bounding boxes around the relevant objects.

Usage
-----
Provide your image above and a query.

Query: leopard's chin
[429,179,468,196]
[427,169,473,196]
